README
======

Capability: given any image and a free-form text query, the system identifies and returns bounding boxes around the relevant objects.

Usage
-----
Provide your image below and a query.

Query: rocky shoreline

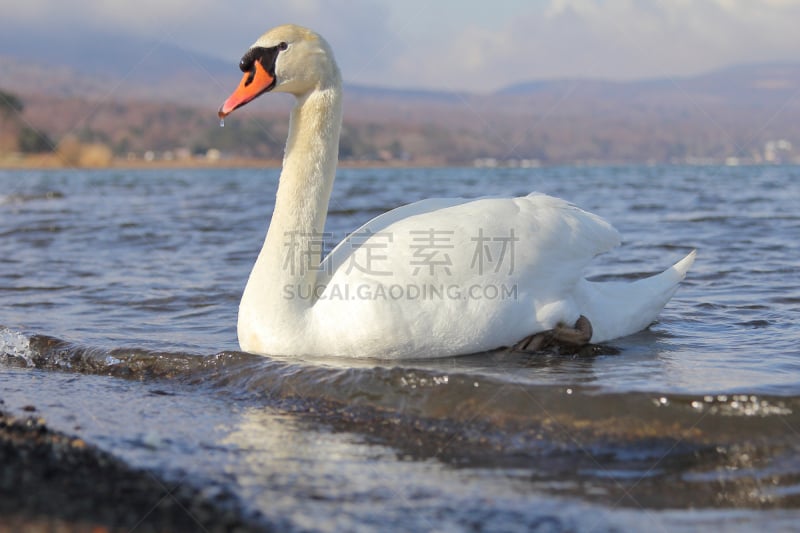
[0,407,271,533]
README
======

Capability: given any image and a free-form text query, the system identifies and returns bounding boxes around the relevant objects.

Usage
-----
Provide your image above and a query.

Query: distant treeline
[3,83,800,166]
[0,88,54,153]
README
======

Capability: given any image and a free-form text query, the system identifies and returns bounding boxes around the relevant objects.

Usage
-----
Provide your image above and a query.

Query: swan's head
[219,24,340,118]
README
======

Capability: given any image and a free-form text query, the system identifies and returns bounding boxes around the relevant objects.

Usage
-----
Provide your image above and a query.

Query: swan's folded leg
[511,330,554,353]
[552,315,593,346]
[511,315,593,354]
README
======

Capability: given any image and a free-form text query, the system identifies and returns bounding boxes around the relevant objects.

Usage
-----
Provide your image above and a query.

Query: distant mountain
[499,63,800,107]
[345,84,464,103]
[0,26,467,107]
[0,26,235,106]
[7,20,796,109]
[0,26,228,80]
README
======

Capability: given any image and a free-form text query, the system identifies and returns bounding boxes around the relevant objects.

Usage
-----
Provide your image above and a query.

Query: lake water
[1,165,799,531]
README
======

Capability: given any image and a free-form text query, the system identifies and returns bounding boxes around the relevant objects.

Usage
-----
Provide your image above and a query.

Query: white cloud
[395,0,800,90]
[1,0,799,90]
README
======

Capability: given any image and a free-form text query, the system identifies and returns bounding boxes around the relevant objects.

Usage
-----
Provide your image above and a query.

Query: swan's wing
[312,193,621,356]
[320,193,620,277]
[320,197,475,274]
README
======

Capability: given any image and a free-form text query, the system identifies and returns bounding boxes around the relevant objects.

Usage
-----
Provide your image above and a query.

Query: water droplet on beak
[219,118,225,128]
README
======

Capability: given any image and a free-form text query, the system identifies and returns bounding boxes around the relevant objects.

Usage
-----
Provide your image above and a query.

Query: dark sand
[0,406,272,533]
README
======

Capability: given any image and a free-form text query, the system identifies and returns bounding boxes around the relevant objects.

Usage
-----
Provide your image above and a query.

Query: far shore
[3,153,799,171]
[0,153,448,170]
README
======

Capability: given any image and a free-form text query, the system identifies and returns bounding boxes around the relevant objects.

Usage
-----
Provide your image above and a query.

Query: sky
[2,0,800,91]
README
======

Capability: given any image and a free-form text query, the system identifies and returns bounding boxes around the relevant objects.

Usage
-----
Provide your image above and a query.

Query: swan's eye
[278,42,288,51]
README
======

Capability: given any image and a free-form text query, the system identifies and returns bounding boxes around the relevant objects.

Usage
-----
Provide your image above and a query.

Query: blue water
[2,165,800,531]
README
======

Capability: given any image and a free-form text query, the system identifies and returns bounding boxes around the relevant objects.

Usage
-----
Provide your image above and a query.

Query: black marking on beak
[239,44,285,87]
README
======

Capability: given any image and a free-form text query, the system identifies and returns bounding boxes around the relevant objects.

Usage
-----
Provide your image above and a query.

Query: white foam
[0,327,34,366]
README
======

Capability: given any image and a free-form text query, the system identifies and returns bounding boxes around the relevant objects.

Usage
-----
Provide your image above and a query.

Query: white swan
[218,24,695,359]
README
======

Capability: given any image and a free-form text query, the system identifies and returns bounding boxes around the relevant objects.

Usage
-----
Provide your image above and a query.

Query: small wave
[0,327,33,362]
[0,191,65,206]
[3,327,798,436]
[1,327,211,377]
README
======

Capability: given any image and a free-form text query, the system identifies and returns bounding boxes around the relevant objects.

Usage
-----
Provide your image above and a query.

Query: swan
[218,24,695,359]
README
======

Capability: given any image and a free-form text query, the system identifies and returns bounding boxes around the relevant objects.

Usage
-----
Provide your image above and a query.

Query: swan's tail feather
[671,249,697,281]
[577,250,696,343]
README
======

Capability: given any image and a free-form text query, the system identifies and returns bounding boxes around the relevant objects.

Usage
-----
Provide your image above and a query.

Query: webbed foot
[511,315,594,355]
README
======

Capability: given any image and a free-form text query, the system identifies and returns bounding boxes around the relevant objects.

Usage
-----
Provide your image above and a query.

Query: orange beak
[218,60,275,119]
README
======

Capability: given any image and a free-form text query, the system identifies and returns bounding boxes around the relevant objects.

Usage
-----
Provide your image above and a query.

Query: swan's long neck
[268,86,342,281]
[239,82,342,346]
